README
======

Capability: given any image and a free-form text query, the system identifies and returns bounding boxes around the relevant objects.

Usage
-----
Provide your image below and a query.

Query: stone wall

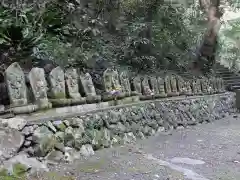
[2,92,233,164]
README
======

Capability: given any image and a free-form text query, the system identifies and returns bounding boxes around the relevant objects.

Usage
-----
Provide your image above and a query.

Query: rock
[111,135,123,146]
[1,117,27,130]
[69,118,84,128]
[55,132,64,143]
[136,132,145,139]
[54,142,65,153]
[32,126,56,157]
[73,128,85,150]
[63,120,70,127]
[0,127,24,161]
[123,132,136,144]
[46,150,64,162]
[44,121,57,133]
[64,127,75,147]
[102,128,111,148]
[21,126,34,136]
[80,144,94,157]
[157,127,165,133]
[64,147,80,162]
[24,140,31,147]
[91,129,103,150]
[52,120,66,131]
[32,126,53,143]
[3,153,49,174]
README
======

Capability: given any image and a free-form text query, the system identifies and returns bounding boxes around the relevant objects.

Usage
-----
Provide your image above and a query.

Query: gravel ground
[31,114,240,180]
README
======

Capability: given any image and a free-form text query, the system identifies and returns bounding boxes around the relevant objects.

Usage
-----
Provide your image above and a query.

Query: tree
[197,0,222,72]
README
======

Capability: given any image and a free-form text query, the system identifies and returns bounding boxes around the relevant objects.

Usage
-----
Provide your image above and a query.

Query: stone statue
[141,76,153,100]
[79,72,101,103]
[132,76,142,95]
[191,79,198,95]
[200,78,208,94]
[29,67,52,109]
[5,62,37,114]
[49,66,66,98]
[170,75,179,96]
[149,76,161,98]
[5,62,28,107]
[176,76,185,95]
[103,68,113,93]
[185,81,192,96]
[119,71,131,97]
[157,76,167,97]
[65,68,86,105]
[164,75,172,96]
[196,79,202,95]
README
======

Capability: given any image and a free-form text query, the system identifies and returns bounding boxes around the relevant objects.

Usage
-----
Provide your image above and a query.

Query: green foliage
[0,0,209,72]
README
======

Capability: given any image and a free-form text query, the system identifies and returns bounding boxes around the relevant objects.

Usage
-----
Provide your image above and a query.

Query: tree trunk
[197,0,221,73]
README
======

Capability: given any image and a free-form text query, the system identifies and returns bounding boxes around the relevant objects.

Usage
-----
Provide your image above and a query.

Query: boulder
[3,153,49,174]
[0,127,25,161]
[1,117,27,130]
[80,144,94,157]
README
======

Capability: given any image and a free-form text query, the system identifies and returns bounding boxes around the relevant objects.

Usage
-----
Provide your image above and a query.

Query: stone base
[49,99,72,107]
[86,95,101,104]
[70,98,86,106]
[132,96,140,102]
[122,97,134,104]
[37,100,52,110]
[140,95,154,101]
[154,94,167,99]
[167,92,180,97]
[10,104,38,114]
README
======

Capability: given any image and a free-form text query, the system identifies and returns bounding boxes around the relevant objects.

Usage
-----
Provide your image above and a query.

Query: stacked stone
[8,92,233,163]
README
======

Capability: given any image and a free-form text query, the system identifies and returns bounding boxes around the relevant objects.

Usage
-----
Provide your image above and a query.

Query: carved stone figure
[79,72,101,103]
[217,77,225,93]
[141,76,153,100]
[49,66,66,98]
[185,81,192,96]
[103,68,124,101]
[164,75,172,96]
[132,76,142,95]
[149,76,161,98]
[209,77,217,94]
[157,76,167,97]
[170,75,179,96]
[65,68,86,105]
[103,68,113,93]
[191,79,198,95]
[196,79,202,95]
[29,67,51,109]
[119,71,131,97]
[176,76,185,95]
[48,67,72,107]
[5,62,28,107]
[5,62,37,113]
[200,78,208,94]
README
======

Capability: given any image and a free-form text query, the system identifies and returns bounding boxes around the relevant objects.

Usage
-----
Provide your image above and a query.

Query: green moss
[0,163,27,180]
[54,92,66,99]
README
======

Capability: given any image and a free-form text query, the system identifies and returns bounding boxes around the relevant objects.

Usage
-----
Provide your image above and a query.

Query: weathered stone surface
[0,127,24,161]
[3,153,49,173]
[29,67,51,109]
[46,150,64,162]
[120,71,131,97]
[32,126,56,157]
[52,120,66,131]
[132,76,142,95]
[1,117,27,130]
[157,76,167,97]
[80,144,94,157]
[64,127,75,147]
[79,72,101,103]
[5,62,28,107]
[65,68,86,105]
